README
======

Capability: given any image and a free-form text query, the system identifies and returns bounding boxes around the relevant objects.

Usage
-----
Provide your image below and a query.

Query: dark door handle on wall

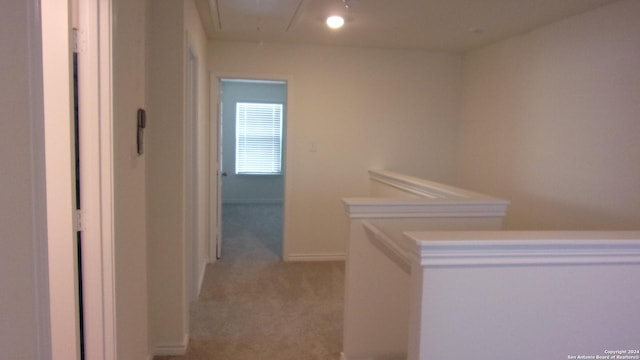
[137,108,146,155]
[221,172,227,177]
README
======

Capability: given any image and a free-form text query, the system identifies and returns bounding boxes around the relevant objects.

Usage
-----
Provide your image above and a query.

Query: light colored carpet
[155,204,345,360]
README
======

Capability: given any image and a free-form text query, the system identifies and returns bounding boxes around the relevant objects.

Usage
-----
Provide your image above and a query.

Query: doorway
[216,78,287,260]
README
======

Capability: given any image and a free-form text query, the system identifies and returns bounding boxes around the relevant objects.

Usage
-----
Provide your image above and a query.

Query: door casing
[42,0,117,358]
[210,73,292,261]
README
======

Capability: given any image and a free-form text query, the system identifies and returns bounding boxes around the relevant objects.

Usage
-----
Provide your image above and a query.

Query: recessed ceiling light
[326,15,345,29]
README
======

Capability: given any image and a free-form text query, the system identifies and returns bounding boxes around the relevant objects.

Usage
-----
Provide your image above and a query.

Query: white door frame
[41,0,80,358]
[212,75,223,260]
[210,72,292,261]
[76,0,116,358]
[186,44,200,302]
[42,0,116,359]
[41,0,81,359]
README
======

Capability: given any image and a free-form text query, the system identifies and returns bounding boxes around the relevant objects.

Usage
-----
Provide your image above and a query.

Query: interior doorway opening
[216,78,287,260]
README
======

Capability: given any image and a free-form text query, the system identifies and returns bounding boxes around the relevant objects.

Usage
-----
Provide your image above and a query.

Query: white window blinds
[235,102,283,175]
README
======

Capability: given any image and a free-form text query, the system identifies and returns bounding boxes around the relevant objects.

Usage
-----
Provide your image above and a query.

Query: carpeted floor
[155,203,345,360]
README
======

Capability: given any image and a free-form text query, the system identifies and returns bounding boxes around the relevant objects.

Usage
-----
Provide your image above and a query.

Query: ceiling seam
[214,0,222,30]
[286,0,306,32]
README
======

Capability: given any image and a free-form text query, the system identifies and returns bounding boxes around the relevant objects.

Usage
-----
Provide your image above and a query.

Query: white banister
[368,169,493,199]
[341,170,509,360]
[344,170,509,219]
[362,221,410,273]
[405,230,640,267]
[343,170,640,360]
[404,231,640,360]
[343,198,509,219]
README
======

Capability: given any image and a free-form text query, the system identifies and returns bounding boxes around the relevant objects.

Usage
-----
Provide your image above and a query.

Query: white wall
[220,80,286,203]
[209,42,462,258]
[148,0,210,353]
[456,0,640,230]
[185,0,211,308]
[0,0,49,358]
[147,0,187,352]
[112,0,150,357]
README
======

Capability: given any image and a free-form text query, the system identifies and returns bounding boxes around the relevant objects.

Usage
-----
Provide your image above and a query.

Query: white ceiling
[195,0,620,52]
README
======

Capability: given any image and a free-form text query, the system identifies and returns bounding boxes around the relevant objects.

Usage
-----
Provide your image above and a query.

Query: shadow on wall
[505,193,640,231]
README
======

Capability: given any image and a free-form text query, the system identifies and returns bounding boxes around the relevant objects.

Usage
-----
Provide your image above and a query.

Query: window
[235,102,283,175]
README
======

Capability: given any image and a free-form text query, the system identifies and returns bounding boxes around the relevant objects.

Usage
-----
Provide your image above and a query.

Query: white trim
[97,0,117,360]
[404,231,640,267]
[286,253,346,262]
[370,170,465,199]
[41,0,82,359]
[182,31,193,344]
[369,169,493,200]
[197,259,207,297]
[343,198,508,219]
[221,78,286,85]
[153,334,189,356]
[343,200,508,218]
[215,72,292,83]
[222,198,284,205]
[76,0,117,358]
[340,353,406,360]
[347,170,509,219]
[185,40,200,304]
[97,0,116,358]
[211,73,222,261]
[362,222,410,273]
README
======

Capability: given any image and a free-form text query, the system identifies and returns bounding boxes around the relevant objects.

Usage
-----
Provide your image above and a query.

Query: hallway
[156,204,345,359]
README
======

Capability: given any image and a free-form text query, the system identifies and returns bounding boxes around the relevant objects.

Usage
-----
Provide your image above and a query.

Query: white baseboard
[198,261,207,297]
[222,198,283,205]
[286,253,346,262]
[340,352,406,360]
[153,334,189,356]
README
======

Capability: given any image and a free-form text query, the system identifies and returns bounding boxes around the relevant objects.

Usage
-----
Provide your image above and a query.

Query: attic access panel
[216,0,305,33]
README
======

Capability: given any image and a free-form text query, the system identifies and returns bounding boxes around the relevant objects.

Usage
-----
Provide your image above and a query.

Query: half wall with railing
[342,170,640,360]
